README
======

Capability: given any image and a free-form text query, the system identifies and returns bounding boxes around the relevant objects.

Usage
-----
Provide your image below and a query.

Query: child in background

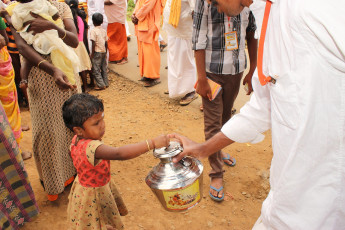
[90,13,108,90]
[67,0,92,92]
[62,93,170,229]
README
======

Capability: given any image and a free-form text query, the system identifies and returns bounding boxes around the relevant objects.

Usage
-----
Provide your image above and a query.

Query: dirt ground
[19,72,273,230]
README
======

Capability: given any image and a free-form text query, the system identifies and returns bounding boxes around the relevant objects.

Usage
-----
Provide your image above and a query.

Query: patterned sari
[0,46,22,144]
[0,102,39,229]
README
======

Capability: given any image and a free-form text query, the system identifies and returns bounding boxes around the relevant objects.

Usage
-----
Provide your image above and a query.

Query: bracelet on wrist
[37,60,47,68]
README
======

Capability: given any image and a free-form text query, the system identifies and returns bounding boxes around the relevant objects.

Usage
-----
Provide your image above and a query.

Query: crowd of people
[0,0,344,229]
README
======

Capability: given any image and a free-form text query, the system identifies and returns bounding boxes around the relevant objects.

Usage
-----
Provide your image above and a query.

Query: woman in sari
[0,16,32,160]
[1,0,81,201]
[0,33,39,230]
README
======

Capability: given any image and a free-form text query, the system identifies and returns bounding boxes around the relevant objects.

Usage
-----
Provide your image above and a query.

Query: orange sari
[0,46,22,143]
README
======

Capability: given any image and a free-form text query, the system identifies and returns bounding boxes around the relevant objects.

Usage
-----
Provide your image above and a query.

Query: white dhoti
[167,35,197,98]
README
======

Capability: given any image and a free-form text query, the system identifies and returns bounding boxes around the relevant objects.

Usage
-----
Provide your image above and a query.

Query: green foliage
[127,0,135,21]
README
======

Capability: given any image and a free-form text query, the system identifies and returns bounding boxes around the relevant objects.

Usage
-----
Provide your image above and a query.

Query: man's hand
[23,12,56,35]
[131,14,138,25]
[52,68,76,90]
[242,72,254,95]
[196,78,212,101]
[168,133,204,163]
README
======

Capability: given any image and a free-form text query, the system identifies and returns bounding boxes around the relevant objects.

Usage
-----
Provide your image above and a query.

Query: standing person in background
[163,0,197,106]
[90,13,108,90]
[192,0,257,201]
[131,0,163,87]
[104,0,128,65]
[0,99,39,230]
[171,0,345,229]
[2,0,81,201]
[67,0,92,93]
[0,16,31,160]
[86,0,107,52]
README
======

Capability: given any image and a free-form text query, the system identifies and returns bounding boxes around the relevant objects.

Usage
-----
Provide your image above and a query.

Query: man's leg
[203,73,225,200]
[220,72,243,164]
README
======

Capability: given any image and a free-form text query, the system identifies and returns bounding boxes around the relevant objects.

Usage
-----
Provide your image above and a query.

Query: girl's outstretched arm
[95,135,170,160]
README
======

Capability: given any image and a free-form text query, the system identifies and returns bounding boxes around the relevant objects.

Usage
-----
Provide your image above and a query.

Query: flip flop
[209,185,224,202]
[143,79,161,87]
[180,93,198,106]
[223,153,236,167]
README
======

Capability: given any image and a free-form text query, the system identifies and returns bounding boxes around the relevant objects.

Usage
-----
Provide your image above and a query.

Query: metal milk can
[145,142,203,212]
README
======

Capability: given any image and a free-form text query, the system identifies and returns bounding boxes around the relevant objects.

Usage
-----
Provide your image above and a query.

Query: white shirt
[87,0,108,29]
[163,0,195,39]
[104,0,126,24]
[222,0,345,229]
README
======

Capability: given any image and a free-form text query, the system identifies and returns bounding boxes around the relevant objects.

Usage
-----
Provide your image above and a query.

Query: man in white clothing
[170,0,345,229]
[163,0,197,105]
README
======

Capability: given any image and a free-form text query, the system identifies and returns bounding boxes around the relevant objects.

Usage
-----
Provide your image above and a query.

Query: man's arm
[242,11,257,95]
[104,0,114,5]
[134,0,157,21]
[170,132,234,163]
[192,0,212,100]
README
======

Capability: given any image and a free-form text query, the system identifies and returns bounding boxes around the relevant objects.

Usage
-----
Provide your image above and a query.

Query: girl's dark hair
[62,94,104,131]
[92,13,103,26]
[66,0,88,35]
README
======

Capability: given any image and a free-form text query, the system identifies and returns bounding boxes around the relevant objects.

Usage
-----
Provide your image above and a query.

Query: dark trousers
[203,72,243,178]
[92,52,108,88]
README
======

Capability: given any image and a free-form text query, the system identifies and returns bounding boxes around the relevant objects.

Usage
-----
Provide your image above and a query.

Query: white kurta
[221,0,345,229]
[163,0,196,98]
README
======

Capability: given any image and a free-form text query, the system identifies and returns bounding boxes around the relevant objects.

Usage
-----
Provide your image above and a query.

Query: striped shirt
[192,1,256,75]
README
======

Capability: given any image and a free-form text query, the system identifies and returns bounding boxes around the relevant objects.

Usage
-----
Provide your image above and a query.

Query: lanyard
[257,0,276,85]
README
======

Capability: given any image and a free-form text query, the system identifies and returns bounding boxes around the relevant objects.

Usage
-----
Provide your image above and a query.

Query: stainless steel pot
[145,142,203,212]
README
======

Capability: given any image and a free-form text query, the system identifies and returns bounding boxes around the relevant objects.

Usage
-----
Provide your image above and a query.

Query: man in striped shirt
[192,0,257,201]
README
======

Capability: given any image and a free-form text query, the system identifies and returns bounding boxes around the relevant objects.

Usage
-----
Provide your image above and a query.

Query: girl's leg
[80,71,88,92]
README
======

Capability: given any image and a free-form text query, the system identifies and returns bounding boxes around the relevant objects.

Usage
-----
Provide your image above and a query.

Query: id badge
[224,31,238,51]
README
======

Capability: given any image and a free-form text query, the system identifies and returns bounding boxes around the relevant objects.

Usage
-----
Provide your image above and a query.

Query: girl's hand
[52,68,76,90]
[23,12,56,35]
[152,134,170,149]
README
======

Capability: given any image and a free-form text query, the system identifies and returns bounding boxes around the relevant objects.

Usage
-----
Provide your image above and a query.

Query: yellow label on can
[163,179,201,210]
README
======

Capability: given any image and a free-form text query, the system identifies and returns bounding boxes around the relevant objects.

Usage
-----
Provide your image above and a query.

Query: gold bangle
[37,60,47,68]
[145,140,151,151]
[61,30,67,40]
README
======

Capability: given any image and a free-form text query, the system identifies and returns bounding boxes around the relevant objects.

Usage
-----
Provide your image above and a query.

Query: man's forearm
[200,132,234,158]
[246,31,258,74]
[194,49,207,81]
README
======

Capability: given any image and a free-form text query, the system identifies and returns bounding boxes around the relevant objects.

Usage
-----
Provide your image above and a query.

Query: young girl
[62,93,169,229]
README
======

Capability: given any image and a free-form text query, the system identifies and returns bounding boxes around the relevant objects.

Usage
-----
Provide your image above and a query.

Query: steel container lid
[146,142,203,190]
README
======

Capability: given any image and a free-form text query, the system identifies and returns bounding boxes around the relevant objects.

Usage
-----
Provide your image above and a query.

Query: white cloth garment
[167,35,196,97]
[104,0,126,24]
[163,0,196,98]
[163,0,195,39]
[221,0,345,229]
[11,0,79,73]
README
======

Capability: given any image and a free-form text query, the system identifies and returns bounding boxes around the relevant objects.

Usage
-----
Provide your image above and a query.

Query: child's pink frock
[67,136,128,229]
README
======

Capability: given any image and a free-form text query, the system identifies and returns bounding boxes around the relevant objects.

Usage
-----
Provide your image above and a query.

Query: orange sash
[257,0,274,86]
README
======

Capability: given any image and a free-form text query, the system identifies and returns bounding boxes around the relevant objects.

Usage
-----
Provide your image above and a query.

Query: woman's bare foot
[22,125,30,131]
[21,151,32,160]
